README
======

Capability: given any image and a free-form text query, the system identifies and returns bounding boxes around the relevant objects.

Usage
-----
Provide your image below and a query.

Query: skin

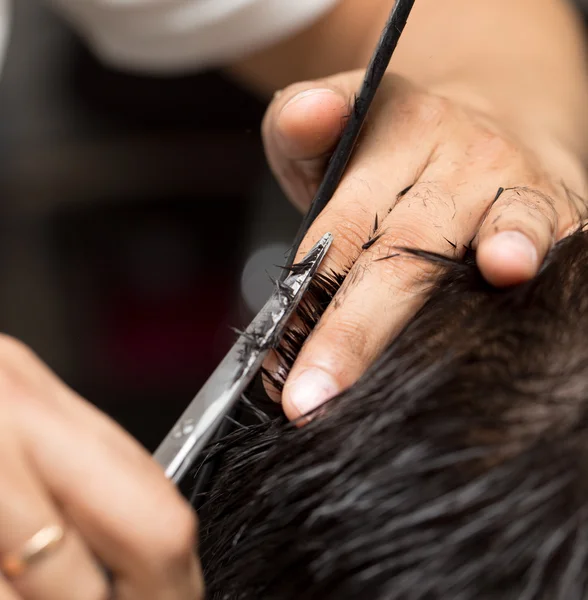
[1,1,588,598]
[228,0,588,419]
[0,335,203,600]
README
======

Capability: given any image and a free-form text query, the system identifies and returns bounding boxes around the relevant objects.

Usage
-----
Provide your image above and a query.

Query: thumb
[262,80,353,212]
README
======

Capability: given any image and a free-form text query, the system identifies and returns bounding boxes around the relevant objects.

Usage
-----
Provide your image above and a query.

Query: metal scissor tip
[154,232,333,483]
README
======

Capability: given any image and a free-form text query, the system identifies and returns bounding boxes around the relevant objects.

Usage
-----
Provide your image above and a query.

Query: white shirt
[0,0,339,74]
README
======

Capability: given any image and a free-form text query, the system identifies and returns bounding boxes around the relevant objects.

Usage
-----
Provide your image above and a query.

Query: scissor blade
[153,232,333,483]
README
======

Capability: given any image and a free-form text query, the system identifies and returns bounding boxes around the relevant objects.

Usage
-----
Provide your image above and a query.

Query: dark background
[0,0,301,451]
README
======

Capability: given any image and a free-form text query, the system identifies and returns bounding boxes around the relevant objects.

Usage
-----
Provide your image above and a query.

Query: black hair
[197,228,588,600]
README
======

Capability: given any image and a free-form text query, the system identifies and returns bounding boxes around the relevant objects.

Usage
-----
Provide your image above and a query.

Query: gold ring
[0,525,65,579]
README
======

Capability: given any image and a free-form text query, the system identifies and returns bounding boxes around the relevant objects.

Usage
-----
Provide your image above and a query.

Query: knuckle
[373,231,443,294]
[155,498,198,568]
[305,207,370,268]
[495,187,558,229]
[86,579,112,600]
[317,317,371,362]
[388,224,432,251]
[467,128,520,170]
[0,336,37,397]
[335,218,370,258]
[387,194,446,249]
[0,334,35,364]
[411,92,452,127]
[376,250,438,295]
[397,181,455,218]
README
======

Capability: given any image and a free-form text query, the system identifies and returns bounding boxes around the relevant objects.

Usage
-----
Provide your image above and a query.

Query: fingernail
[281,88,338,113]
[492,231,538,267]
[288,368,340,416]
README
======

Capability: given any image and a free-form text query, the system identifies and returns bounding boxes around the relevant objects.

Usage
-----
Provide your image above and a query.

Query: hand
[0,336,203,600]
[262,70,588,420]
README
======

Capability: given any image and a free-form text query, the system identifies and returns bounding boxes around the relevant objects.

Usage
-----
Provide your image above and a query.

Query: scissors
[153,0,416,486]
[153,232,333,484]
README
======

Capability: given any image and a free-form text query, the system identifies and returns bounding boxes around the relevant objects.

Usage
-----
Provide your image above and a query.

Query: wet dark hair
[197,228,588,600]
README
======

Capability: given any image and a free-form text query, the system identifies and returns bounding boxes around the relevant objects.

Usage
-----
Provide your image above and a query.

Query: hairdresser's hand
[262,70,588,420]
[0,335,203,600]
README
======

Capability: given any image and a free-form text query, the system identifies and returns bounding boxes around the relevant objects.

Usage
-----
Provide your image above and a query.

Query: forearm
[229,0,588,163]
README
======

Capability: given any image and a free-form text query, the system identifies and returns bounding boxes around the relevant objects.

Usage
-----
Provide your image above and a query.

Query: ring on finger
[0,524,66,579]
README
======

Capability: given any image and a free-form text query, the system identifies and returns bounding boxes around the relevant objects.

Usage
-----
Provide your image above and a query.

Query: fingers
[476,185,574,286]
[0,428,107,600]
[281,179,471,421]
[271,80,461,419]
[263,71,588,423]
[0,581,18,600]
[262,84,440,404]
[23,399,202,600]
[0,335,203,600]
[262,75,360,211]
[281,175,576,421]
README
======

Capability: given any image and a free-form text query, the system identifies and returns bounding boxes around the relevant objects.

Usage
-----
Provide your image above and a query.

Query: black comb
[281,0,417,277]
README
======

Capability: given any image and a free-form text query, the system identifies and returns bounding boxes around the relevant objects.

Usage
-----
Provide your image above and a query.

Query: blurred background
[0,0,301,451]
